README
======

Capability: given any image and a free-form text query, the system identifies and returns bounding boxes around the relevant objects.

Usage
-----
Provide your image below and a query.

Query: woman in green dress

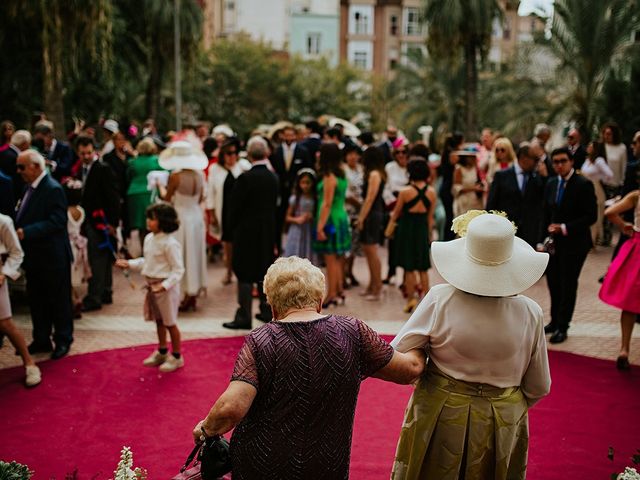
[127,137,163,248]
[314,143,351,307]
[386,159,437,313]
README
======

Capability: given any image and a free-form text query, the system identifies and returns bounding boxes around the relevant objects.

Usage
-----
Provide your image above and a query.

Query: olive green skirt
[391,364,529,480]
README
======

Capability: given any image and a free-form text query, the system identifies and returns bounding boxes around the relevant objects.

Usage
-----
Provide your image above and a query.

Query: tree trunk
[42,1,66,138]
[463,40,478,140]
[145,53,164,121]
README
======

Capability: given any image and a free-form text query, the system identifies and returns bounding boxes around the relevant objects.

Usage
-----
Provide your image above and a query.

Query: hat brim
[158,151,208,171]
[431,236,549,297]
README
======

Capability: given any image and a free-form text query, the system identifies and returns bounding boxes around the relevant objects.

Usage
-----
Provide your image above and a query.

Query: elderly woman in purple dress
[193,256,425,479]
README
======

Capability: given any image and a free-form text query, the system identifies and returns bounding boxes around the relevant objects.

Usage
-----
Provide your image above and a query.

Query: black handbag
[173,435,231,480]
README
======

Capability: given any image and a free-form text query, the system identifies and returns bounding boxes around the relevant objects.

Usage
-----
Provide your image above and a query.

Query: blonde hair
[487,137,516,183]
[263,257,325,316]
[136,137,158,155]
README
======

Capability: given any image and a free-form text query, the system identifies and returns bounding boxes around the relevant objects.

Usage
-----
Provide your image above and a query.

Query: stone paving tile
[1,244,638,370]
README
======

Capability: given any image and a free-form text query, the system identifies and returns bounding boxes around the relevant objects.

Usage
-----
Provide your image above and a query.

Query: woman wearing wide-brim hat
[158,141,208,312]
[390,212,552,480]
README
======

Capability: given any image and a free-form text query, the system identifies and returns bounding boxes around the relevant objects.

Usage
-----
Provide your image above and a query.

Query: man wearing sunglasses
[14,150,73,359]
[566,128,587,170]
[540,147,597,344]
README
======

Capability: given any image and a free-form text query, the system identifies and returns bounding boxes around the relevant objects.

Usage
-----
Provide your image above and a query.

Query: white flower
[618,467,640,480]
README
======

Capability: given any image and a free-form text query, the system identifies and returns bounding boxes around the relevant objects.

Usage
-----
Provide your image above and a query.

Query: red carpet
[0,337,638,479]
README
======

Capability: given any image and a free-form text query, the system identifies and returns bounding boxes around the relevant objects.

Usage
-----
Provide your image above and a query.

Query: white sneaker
[142,350,167,367]
[159,355,184,372]
[25,365,42,387]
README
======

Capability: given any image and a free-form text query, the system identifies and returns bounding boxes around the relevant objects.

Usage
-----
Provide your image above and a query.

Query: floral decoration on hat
[452,210,516,238]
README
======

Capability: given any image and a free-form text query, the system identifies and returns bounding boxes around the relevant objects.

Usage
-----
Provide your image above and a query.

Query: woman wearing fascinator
[391,211,551,480]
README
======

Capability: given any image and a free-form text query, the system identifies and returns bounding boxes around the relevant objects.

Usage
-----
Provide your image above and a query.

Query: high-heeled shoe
[403,298,418,313]
[364,293,381,301]
[337,293,346,305]
[322,298,338,309]
[179,296,197,312]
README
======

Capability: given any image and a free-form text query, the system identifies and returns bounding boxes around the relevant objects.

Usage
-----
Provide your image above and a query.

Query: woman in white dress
[452,151,484,217]
[581,141,614,245]
[159,141,208,312]
[206,138,251,285]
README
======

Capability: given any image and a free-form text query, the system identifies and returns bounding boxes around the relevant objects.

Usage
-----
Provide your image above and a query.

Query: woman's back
[231,314,392,479]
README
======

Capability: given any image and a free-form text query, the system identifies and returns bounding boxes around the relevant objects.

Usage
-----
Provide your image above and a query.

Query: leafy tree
[422,0,503,137]
[538,0,640,136]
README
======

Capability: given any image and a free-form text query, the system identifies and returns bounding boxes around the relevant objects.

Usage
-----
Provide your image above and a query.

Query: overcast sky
[518,0,554,15]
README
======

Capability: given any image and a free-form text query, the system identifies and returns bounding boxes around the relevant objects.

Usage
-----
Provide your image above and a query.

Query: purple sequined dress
[230,315,394,479]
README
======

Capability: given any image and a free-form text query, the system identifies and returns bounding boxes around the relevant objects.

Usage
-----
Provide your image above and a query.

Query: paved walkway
[1,244,638,369]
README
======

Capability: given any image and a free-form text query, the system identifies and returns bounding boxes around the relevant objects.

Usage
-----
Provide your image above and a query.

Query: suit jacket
[270,143,312,208]
[0,172,14,218]
[542,172,597,253]
[0,145,25,201]
[14,173,72,271]
[300,135,321,161]
[49,141,75,180]
[570,144,587,171]
[486,166,545,247]
[79,160,120,230]
[376,141,393,164]
[229,164,279,282]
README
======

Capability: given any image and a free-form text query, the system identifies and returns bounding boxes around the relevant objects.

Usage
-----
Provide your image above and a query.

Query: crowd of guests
[0,114,638,389]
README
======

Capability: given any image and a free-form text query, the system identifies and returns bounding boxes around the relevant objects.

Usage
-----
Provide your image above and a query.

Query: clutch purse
[172,435,231,480]
[384,220,397,239]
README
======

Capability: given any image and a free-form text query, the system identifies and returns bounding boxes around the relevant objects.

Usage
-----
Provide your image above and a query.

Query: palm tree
[422,0,503,137]
[541,0,640,136]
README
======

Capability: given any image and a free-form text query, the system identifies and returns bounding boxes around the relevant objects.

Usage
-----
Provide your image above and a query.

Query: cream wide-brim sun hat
[431,213,549,297]
[158,140,208,171]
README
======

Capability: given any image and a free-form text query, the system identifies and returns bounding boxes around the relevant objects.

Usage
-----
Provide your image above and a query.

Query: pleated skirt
[391,364,529,480]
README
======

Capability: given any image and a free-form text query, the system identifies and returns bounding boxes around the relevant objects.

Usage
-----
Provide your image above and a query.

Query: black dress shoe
[616,356,631,371]
[82,302,102,312]
[51,343,71,360]
[543,323,557,334]
[223,321,251,330]
[101,296,113,305]
[549,331,568,344]
[255,312,272,323]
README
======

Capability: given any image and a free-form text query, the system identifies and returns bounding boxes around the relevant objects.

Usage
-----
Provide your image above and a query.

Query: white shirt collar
[514,161,524,176]
[30,169,48,189]
[49,138,57,154]
[560,168,575,182]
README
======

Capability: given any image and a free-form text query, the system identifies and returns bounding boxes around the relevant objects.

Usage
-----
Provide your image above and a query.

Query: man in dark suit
[486,143,546,247]
[75,136,120,311]
[300,120,323,161]
[0,171,14,217]
[14,150,73,359]
[566,128,587,170]
[33,120,75,181]
[224,137,279,329]
[540,147,597,344]
[376,125,398,164]
[0,130,30,202]
[270,125,312,252]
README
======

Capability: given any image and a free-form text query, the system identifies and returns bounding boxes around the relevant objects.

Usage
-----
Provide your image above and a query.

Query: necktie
[556,178,566,204]
[521,172,529,193]
[82,165,89,183]
[16,186,35,222]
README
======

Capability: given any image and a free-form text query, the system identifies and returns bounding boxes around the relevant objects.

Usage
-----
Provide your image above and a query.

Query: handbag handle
[180,443,202,473]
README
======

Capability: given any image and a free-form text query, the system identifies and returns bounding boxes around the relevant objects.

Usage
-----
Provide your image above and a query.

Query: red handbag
[171,443,203,480]
[171,439,232,480]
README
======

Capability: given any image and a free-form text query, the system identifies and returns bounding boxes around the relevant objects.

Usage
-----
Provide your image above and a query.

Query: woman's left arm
[193,381,257,441]
[357,170,381,229]
[521,308,551,407]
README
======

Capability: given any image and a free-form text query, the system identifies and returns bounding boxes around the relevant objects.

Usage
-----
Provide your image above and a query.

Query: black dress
[360,176,385,245]
[220,170,235,242]
[395,185,431,271]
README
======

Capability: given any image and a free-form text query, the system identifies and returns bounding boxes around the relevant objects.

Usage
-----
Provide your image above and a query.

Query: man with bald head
[14,150,73,359]
[566,128,587,170]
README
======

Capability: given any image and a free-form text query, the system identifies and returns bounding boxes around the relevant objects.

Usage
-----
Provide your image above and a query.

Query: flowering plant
[113,446,147,480]
[617,467,640,480]
[0,461,33,480]
[451,210,516,238]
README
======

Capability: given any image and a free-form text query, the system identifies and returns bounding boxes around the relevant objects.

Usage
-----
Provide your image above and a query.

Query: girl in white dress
[64,179,91,318]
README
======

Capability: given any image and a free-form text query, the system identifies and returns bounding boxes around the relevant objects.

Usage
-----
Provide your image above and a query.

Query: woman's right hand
[622,222,635,236]
[316,228,327,242]
[115,259,129,269]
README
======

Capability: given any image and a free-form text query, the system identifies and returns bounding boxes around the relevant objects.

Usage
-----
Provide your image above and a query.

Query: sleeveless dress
[599,195,640,313]
[313,176,351,255]
[68,207,91,288]
[171,170,207,296]
[360,176,386,245]
[452,165,483,217]
[395,186,431,271]
[283,194,316,263]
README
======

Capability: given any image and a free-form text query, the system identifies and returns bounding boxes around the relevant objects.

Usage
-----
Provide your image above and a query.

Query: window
[349,5,374,35]
[354,51,368,68]
[404,7,421,36]
[306,32,321,55]
[390,15,398,36]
